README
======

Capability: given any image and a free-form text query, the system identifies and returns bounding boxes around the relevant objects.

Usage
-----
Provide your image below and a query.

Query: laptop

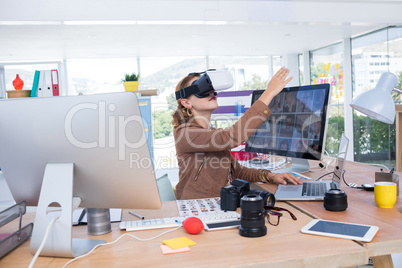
[274,134,349,200]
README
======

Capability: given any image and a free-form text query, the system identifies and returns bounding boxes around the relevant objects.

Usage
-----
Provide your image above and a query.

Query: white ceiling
[1,0,402,62]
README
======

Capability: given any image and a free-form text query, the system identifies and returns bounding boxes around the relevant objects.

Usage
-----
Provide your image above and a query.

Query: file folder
[51,69,59,96]
[30,70,40,97]
[37,70,53,97]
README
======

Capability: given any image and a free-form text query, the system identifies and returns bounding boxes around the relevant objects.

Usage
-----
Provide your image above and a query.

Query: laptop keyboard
[302,182,327,196]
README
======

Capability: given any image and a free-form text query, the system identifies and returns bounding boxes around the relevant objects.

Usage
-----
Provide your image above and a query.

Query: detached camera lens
[239,194,267,238]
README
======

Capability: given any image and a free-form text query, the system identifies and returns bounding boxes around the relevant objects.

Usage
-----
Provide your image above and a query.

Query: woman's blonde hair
[171,73,200,128]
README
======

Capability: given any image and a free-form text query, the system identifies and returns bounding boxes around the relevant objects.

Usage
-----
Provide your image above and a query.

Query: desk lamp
[350,72,401,124]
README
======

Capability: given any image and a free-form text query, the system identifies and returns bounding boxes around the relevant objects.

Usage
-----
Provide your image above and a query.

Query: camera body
[220,179,275,211]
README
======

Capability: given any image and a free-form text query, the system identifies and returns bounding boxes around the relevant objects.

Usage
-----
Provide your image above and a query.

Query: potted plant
[122,73,140,91]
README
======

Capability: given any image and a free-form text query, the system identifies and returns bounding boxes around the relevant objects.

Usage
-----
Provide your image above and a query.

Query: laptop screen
[332,133,349,187]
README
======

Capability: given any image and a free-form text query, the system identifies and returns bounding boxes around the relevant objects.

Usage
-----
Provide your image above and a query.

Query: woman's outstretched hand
[259,67,293,105]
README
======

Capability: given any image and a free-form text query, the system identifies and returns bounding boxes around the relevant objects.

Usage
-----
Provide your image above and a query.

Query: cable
[354,161,389,171]
[62,226,182,268]
[315,171,334,181]
[28,216,60,268]
[341,170,361,188]
[308,162,326,172]
[309,151,334,172]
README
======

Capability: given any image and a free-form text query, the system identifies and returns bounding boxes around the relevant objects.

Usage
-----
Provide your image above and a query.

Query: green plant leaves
[123,73,140,81]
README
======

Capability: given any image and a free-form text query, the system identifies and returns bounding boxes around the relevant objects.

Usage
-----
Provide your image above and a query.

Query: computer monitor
[245,84,331,173]
[0,92,161,257]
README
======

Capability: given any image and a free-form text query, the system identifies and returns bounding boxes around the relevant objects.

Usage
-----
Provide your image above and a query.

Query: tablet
[301,219,379,242]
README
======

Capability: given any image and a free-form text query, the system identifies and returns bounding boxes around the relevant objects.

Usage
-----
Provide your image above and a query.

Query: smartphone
[301,219,379,242]
[204,220,241,231]
[362,184,374,191]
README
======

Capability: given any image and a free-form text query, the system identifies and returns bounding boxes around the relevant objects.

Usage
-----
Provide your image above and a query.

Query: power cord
[315,171,335,181]
[341,170,370,189]
[309,150,333,172]
[62,226,182,268]
[309,162,326,172]
[341,169,357,188]
[354,161,389,171]
[28,215,61,268]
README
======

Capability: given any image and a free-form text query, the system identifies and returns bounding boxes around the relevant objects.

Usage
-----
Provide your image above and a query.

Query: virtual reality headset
[175,70,234,100]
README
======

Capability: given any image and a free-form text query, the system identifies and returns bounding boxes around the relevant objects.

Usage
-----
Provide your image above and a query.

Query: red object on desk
[182,217,204,234]
[12,74,24,90]
[231,149,256,161]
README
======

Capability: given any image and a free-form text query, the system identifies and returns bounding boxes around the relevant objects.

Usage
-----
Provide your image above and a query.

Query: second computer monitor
[245,83,331,173]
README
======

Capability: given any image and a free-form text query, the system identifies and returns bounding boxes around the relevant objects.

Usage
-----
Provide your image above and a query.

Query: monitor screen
[0,92,163,257]
[0,92,161,209]
[245,84,331,167]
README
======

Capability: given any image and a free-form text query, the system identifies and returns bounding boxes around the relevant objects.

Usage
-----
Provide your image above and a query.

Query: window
[351,26,402,168]
[208,56,270,91]
[139,57,207,169]
[310,43,344,155]
[299,54,304,85]
[67,58,138,95]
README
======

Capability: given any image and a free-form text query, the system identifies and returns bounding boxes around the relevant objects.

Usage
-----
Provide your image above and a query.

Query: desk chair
[156,173,176,201]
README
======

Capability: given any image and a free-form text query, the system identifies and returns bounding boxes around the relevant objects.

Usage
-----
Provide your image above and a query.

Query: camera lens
[324,189,348,211]
[239,194,267,238]
[247,189,275,207]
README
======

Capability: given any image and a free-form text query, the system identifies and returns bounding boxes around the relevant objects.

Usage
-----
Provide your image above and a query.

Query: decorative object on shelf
[137,89,158,96]
[6,90,31,98]
[6,74,31,98]
[122,73,140,91]
[12,74,24,90]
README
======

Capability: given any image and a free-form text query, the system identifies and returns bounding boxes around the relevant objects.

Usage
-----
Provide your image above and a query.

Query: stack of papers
[160,237,196,255]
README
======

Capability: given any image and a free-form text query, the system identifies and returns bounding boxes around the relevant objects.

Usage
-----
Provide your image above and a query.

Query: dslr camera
[220,179,275,211]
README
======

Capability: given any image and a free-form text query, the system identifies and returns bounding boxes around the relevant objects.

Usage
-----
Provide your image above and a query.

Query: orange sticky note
[162,237,197,249]
[160,245,190,254]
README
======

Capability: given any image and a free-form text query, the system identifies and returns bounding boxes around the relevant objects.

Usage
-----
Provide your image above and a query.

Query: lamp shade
[350,72,398,124]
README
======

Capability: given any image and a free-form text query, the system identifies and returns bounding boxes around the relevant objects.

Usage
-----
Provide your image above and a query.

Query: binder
[30,70,40,97]
[37,70,53,97]
[51,69,59,96]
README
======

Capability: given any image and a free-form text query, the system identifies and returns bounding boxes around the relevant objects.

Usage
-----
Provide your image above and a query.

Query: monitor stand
[271,158,310,174]
[30,163,106,258]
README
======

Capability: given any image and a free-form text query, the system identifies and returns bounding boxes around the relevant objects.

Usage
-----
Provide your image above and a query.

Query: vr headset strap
[175,84,199,100]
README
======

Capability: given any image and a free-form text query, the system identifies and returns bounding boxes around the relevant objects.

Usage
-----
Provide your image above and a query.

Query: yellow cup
[374,182,397,208]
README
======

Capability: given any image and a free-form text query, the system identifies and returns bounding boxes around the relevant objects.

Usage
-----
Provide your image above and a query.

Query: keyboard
[302,182,327,196]
[119,211,240,232]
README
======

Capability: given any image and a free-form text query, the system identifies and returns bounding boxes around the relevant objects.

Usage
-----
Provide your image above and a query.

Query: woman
[172,67,302,200]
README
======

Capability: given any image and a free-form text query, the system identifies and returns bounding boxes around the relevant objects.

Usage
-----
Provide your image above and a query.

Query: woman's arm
[258,67,293,106]
[174,100,271,153]
[230,155,303,185]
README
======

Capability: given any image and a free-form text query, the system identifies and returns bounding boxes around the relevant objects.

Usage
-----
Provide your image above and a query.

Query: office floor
[1,171,401,267]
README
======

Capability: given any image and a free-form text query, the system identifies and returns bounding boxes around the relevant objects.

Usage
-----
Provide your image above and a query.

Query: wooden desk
[395,104,402,172]
[0,202,367,267]
[264,160,402,268]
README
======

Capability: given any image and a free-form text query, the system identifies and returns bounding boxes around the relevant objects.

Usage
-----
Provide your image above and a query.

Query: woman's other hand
[259,67,293,105]
[270,172,303,185]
